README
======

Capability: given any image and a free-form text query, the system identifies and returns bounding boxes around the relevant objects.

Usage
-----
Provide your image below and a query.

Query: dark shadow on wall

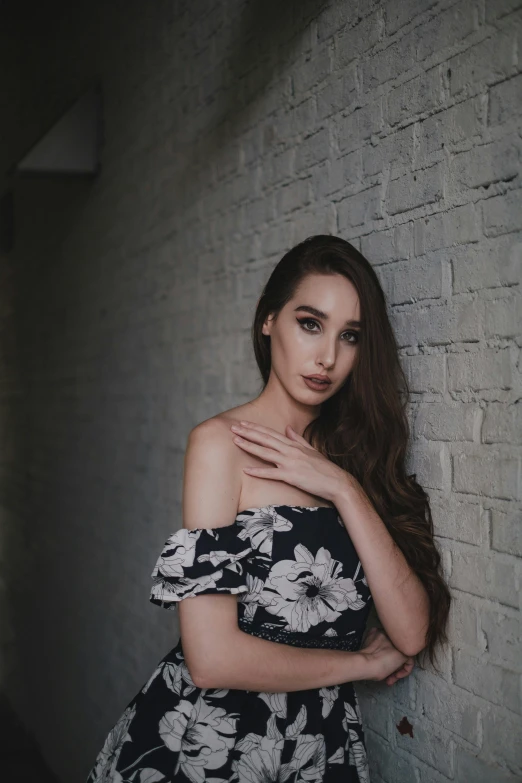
[173,0,330,194]
[0,175,95,777]
[0,693,60,783]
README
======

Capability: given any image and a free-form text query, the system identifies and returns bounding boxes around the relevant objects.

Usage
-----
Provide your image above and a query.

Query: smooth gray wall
[0,1,520,782]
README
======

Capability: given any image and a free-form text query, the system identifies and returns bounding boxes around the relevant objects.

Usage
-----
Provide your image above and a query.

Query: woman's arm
[177,419,376,692]
[333,475,430,657]
[194,625,370,692]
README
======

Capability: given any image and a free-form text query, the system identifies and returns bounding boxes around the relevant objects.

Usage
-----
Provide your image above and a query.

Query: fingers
[385,658,415,686]
[242,466,282,479]
[236,421,294,446]
[232,435,281,462]
[286,425,316,449]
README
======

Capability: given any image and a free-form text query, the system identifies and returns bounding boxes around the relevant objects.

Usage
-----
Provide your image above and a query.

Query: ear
[262,313,274,338]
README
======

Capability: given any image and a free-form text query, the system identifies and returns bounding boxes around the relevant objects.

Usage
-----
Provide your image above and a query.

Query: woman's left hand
[230,420,352,503]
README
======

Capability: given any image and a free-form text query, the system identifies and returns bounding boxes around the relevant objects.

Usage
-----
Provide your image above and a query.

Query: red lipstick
[302,375,332,391]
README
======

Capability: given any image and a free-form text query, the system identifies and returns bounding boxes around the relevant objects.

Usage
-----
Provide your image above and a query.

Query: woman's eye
[297,318,358,344]
[344,331,359,344]
[298,318,318,332]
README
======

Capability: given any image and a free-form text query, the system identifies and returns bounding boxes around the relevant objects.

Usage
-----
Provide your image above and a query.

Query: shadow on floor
[0,693,60,782]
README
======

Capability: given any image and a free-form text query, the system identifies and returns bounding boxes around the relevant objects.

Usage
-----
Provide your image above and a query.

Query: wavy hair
[251,234,451,672]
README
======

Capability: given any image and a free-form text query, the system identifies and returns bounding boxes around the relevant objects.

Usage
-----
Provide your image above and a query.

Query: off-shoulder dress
[86,504,374,783]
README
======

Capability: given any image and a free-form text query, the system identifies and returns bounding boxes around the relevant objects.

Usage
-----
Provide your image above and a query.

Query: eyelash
[296,318,359,344]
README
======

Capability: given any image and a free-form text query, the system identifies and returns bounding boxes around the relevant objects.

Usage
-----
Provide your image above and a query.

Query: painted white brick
[414,402,476,441]
[377,255,442,304]
[365,729,419,783]
[449,549,519,607]
[417,676,481,745]
[483,189,522,237]
[430,496,483,545]
[294,127,332,174]
[414,0,478,62]
[361,36,417,91]
[402,353,445,394]
[488,73,522,126]
[454,649,521,714]
[392,708,455,778]
[332,12,383,70]
[417,96,483,159]
[456,748,522,783]
[385,0,439,36]
[491,507,522,558]
[484,291,521,339]
[387,162,444,215]
[452,450,519,501]
[451,235,522,293]
[362,124,414,178]
[448,28,516,97]
[361,223,413,264]
[292,47,332,97]
[448,137,522,194]
[447,348,512,392]
[482,707,522,773]
[337,100,383,153]
[2,4,520,783]
[337,184,384,229]
[447,591,480,648]
[311,149,361,198]
[394,299,485,347]
[485,0,522,23]
[480,609,522,667]
[316,67,357,121]
[386,67,442,128]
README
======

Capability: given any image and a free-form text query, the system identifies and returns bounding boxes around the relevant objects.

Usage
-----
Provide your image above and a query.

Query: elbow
[399,639,425,657]
[185,650,230,690]
[185,657,218,689]
[188,661,218,689]
[193,665,229,690]
[192,669,211,689]
[398,626,429,657]
[182,628,242,689]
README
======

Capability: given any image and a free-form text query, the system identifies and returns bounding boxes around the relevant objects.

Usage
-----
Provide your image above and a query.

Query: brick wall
[0,1,520,781]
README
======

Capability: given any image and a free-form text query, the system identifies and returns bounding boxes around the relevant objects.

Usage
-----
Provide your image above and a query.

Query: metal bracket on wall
[0,83,103,253]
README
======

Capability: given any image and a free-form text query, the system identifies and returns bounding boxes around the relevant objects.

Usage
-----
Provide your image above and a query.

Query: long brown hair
[251,234,451,672]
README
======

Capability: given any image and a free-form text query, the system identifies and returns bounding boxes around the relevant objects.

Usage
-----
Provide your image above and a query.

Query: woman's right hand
[359,627,415,685]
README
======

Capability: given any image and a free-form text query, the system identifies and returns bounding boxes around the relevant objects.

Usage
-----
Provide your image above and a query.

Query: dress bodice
[150,504,373,653]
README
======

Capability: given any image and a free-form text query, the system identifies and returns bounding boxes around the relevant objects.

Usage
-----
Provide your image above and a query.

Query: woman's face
[262,273,361,402]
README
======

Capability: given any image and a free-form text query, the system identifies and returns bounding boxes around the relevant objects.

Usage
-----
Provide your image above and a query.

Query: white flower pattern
[261,543,367,632]
[86,505,373,782]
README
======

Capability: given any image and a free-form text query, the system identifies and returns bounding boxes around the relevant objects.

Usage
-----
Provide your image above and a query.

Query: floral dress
[86,504,374,783]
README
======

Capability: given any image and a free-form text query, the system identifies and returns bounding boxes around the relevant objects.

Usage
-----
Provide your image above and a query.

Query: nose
[317,333,337,369]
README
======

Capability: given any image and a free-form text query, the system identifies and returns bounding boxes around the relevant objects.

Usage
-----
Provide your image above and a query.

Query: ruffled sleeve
[150,521,256,609]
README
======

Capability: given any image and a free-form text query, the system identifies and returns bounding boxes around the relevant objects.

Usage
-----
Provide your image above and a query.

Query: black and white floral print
[86,505,374,783]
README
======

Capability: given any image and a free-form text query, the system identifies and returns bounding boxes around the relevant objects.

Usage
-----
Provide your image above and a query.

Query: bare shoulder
[189,402,257,443]
[188,412,238,450]
[183,414,243,530]
[197,402,255,428]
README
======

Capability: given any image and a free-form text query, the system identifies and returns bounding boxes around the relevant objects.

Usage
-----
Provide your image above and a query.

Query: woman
[86,234,451,783]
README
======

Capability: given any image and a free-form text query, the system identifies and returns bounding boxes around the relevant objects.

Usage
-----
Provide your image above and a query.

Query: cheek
[278,329,309,360]
[341,346,358,371]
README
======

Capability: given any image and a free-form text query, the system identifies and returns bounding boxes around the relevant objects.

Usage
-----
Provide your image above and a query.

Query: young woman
[86,234,451,783]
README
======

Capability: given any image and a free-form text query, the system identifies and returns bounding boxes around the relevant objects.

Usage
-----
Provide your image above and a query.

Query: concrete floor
[0,694,60,783]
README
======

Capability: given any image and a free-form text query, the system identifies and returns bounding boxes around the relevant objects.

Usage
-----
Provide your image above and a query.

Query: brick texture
[0,1,521,782]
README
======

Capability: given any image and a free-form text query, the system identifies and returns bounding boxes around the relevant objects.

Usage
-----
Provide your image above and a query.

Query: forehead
[289,273,360,317]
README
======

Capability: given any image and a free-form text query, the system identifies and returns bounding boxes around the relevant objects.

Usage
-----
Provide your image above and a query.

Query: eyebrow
[293,305,361,328]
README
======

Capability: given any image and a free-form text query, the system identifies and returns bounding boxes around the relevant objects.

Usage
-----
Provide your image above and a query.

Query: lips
[304,375,331,384]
